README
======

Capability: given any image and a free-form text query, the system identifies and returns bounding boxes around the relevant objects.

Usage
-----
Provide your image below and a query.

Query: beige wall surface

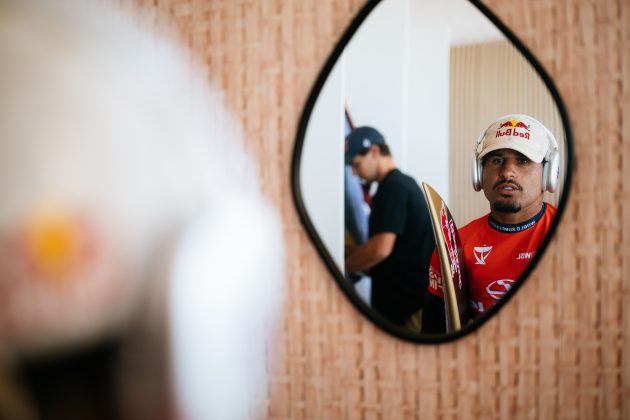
[127,0,628,418]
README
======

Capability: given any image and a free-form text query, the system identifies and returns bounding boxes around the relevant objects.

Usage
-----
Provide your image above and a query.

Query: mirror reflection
[298,0,568,338]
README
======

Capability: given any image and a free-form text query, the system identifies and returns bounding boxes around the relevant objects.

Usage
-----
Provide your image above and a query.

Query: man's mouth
[494,181,522,192]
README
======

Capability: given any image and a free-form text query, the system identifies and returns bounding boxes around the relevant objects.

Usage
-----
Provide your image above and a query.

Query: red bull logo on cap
[496,119,530,140]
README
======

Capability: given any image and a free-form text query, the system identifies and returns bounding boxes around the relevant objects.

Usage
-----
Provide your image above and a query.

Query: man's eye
[490,157,503,165]
[518,158,530,165]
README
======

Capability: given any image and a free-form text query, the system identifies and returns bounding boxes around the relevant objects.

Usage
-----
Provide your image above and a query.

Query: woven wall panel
[124,0,628,418]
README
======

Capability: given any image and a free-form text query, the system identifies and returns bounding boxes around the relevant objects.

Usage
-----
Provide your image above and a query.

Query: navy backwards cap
[345,126,385,165]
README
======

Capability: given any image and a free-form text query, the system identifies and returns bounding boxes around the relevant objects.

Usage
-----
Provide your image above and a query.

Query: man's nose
[499,159,518,178]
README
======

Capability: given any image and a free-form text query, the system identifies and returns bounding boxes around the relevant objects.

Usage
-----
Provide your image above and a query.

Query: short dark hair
[359,143,390,157]
[375,143,391,156]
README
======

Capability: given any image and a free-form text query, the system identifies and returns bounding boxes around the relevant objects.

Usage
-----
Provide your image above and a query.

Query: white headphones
[471,114,560,193]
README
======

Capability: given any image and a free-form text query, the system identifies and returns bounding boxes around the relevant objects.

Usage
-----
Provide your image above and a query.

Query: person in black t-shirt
[344,126,435,330]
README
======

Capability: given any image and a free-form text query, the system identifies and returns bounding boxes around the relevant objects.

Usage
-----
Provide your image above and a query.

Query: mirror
[291,0,573,342]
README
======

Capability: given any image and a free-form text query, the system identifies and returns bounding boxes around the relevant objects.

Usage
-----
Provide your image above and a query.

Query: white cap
[477,114,552,163]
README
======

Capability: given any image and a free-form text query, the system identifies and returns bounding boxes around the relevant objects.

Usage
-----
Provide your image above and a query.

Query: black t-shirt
[368,169,436,324]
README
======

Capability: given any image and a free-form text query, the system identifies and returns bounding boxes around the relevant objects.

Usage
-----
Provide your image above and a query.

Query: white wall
[345,0,451,201]
[299,0,503,266]
[344,0,408,163]
[405,21,450,202]
[300,57,345,269]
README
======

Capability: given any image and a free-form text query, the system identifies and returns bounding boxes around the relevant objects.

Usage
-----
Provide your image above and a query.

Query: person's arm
[344,232,395,274]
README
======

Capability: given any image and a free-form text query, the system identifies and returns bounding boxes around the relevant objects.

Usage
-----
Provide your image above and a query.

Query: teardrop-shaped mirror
[291,0,574,342]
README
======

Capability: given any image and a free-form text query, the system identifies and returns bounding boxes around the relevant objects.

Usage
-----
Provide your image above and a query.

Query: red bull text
[496,119,530,139]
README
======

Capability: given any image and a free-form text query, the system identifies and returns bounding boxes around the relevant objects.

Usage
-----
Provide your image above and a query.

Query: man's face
[350,147,379,183]
[481,149,544,218]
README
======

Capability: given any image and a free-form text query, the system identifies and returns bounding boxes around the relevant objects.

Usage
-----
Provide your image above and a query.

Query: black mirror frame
[290,0,575,344]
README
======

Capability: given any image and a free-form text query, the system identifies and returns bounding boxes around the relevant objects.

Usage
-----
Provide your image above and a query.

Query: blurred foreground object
[0,0,284,418]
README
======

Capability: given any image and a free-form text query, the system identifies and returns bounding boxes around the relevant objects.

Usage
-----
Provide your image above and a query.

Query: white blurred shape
[0,0,284,418]
[171,195,283,420]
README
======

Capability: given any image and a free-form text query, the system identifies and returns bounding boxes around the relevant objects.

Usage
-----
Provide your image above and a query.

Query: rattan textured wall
[124,0,628,418]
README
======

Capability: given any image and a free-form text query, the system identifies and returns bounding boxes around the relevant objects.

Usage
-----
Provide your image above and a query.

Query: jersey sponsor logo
[486,279,515,300]
[470,300,485,313]
[429,265,441,290]
[517,251,536,260]
[473,245,493,265]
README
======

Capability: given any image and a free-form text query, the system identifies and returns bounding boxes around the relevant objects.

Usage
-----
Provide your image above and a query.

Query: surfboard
[421,182,470,331]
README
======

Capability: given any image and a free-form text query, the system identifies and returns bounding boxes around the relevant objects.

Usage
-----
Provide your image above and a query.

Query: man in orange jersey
[422,114,561,333]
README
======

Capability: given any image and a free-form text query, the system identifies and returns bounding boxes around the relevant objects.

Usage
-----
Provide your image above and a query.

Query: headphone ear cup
[471,156,482,191]
[545,151,560,192]
[541,125,561,193]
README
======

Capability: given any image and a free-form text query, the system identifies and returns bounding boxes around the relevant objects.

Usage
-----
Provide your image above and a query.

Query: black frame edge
[289,0,576,344]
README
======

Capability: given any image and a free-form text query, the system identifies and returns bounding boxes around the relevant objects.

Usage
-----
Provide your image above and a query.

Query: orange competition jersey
[428,203,556,318]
